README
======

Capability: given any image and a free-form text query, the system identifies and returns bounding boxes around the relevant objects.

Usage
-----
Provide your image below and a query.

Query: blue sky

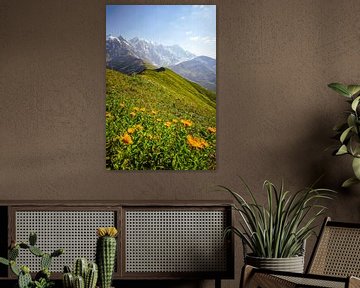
[106,5,216,59]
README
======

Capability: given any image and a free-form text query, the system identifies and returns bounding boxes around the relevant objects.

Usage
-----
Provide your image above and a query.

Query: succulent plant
[0,232,63,288]
[96,227,118,288]
[62,259,98,288]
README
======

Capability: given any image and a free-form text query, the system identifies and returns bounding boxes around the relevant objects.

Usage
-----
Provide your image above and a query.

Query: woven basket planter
[245,254,305,273]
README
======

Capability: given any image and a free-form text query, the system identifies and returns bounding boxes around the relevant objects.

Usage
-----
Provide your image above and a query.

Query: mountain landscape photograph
[106,5,216,170]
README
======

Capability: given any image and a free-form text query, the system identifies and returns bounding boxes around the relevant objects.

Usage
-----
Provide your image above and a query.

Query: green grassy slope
[106,68,216,170]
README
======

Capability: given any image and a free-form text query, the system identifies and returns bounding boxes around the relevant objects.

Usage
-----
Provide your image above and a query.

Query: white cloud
[185,31,193,35]
[190,36,200,41]
[189,35,216,44]
[180,16,185,20]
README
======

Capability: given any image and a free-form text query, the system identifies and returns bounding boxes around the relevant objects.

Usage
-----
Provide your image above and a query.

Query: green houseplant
[328,82,360,187]
[221,179,334,272]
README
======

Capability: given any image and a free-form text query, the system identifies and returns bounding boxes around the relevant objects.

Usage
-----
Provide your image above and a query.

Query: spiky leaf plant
[328,83,360,187]
[221,179,335,258]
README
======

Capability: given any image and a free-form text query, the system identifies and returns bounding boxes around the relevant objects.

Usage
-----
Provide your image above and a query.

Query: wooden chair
[241,217,360,288]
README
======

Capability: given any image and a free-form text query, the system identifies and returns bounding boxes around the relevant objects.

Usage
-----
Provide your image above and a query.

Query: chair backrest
[307,217,360,277]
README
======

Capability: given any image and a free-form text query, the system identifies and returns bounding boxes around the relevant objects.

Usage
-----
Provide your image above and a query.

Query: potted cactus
[62,258,98,288]
[0,232,64,288]
[96,227,118,288]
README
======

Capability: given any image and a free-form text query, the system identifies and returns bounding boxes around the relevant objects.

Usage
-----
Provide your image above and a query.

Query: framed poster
[106,5,216,170]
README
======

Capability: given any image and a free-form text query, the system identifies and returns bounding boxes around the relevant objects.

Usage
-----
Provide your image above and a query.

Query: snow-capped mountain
[106,35,146,74]
[170,56,216,91]
[129,37,196,67]
[106,34,197,73]
[105,35,216,91]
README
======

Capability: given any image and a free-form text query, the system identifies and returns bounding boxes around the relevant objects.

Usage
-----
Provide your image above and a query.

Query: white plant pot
[245,254,305,273]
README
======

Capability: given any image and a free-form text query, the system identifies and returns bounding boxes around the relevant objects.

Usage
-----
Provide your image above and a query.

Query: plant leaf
[0,257,9,266]
[347,114,356,129]
[336,145,348,155]
[352,96,360,111]
[352,157,360,179]
[340,126,353,143]
[328,83,351,97]
[342,177,360,188]
[347,85,360,97]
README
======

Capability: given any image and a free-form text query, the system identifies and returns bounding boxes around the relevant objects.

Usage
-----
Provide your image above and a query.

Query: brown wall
[1,0,360,287]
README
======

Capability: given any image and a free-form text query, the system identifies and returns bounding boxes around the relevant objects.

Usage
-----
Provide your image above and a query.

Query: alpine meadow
[106,5,216,170]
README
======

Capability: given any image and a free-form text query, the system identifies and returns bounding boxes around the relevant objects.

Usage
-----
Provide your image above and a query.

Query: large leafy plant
[222,179,334,258]
[328,83,360,187]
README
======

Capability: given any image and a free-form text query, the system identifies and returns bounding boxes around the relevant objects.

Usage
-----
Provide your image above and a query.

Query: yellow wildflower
[208,127,216,133]
[105,112,113,119]
[97,227,118,237]
[127,127,136,134]
[156,118,162,122]
[121,133,133,145]
[133,107,140,112]
[135,124,144,130]
[181,119,193,127]
[165,121,172,127]
[140,107,146,112]
[172,119,178,123]
[130,112,136,117]
[119,102,125,108]
[151,110,158,115]
[187,135,209,149]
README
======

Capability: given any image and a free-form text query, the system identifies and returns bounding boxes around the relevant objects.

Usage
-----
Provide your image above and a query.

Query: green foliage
[106,68,216,170]
[221,179,335,258]
[0,232,63,288]
[32,278,54,288]
[0,257,9,266]
[328,82,360,187]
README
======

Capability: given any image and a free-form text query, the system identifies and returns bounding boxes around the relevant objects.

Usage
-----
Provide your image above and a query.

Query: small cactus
[85,263,98,288]
[0,232,63,288]
[62,265,74,288]
[96,227,118,288]
[18,269,32,288]
[10,260,20,276]
[63,259,98,288]
[35,268,50,281]
[9,247,19,260]
[29,232,37,246]
[41,253,52,270]
[29,245,44,257]
[51,248,64,257]
[74,258,88,279]
[74,275,85,288]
